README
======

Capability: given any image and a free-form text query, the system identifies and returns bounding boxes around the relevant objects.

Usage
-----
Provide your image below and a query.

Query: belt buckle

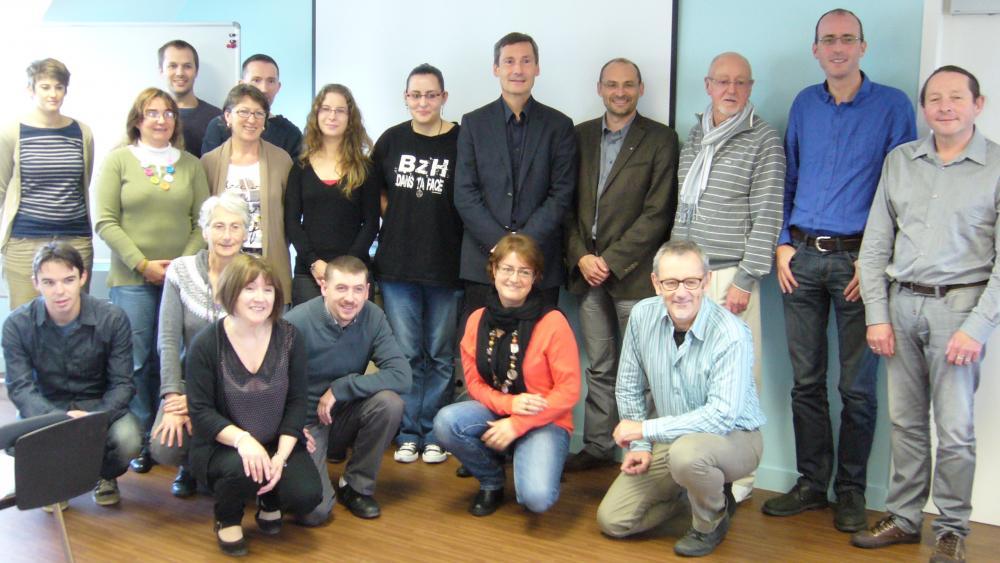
[814,235,832,252]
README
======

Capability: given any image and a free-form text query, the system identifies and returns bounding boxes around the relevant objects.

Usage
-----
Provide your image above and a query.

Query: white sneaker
[394,442,419,463]
[421,444,449,464]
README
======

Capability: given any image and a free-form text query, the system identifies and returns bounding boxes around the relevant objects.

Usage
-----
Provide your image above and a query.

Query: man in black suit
[454,31,577,316]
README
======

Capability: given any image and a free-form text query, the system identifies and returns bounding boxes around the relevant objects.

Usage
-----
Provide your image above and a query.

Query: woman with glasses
[434,233,580,517]
[202,84,293,307]
[95,87,210,476]
[285,84,378,306]
[1,59,94,310]
[372,64,463,465]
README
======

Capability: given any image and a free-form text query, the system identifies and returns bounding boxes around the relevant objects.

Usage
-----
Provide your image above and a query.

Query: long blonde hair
[300,83,371,197]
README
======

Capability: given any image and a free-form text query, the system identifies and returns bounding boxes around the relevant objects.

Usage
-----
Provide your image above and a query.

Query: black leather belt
[899,280,987,298]
[791,227,862,253]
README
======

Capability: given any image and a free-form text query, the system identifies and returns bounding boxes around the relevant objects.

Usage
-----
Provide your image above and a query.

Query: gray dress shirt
[592,115,634,239]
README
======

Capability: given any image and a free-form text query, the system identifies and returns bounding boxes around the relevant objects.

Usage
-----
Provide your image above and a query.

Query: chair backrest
[14,411,110,510]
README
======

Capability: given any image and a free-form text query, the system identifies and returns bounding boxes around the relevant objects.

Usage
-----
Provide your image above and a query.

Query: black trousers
[207,444,322,527]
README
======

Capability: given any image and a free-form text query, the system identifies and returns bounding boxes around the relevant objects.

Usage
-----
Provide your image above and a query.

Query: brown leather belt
[899,280,988,298]
[791,227,862,253]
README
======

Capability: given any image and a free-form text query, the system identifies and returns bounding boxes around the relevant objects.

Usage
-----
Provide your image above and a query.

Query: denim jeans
[434,400,570,513]
[110,284,163,436]
[381,280,462,448]
[781,243,879,495]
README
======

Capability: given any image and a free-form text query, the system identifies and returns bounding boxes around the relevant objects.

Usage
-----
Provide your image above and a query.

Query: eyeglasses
[656,277,704,292]
[496,265,534,280]
[144,110,176,121]
[233,108,267,120]
[406,91,443,101]
[706,77,754,90]
[818,35,861,46]
[318,106,348,117]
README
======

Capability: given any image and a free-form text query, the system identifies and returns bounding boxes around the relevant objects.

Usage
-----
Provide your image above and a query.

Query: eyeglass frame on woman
[231,107,267,120]
[144,109,176,121]
[496,264,534,280]
[405,91,443,101]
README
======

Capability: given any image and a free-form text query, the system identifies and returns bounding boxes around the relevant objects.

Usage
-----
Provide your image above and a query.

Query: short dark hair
[406,63,445,92]
[814,8,864,44]
[920,65,982,107]
[216,254,284,323]
[223,83,271,116]
[599,57,643,84]
[158,39,200,70]
[488,234,544,284]
[324,255,369,280]
[27,58,70,89]
[493,32,538,66]
[32,241,85,278]
[242,53,279,78]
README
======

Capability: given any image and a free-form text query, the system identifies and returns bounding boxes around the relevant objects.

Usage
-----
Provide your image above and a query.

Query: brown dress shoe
[930,532,966,563]
[850,516,921,548]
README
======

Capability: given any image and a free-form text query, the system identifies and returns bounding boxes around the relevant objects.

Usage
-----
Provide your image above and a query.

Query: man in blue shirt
[597,240,765,557]
[763,8,916,532]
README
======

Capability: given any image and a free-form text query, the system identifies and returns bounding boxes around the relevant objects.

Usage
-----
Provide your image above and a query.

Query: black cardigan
[185,319,309,486]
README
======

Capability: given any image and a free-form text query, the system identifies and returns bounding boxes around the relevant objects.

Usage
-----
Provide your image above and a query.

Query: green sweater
[95,147,209,287]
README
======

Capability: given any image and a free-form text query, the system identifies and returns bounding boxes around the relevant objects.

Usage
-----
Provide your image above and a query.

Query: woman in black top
[371,64,463,465]
[186,254,321,556]
[285,84,377,305]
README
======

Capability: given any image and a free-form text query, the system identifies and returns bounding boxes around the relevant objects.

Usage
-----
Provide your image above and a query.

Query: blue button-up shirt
[616,296,766,452]
[779,73,916,245]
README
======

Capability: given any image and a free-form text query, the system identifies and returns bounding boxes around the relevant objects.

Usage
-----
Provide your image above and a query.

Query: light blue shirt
[616,296,766,452]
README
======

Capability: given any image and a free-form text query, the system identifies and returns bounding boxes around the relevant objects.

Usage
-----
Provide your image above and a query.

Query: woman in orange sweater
[434,234,580,517]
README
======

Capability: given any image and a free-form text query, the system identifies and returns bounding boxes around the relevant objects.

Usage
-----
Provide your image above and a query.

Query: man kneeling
[3,242,141,507]
[597,240,765,557]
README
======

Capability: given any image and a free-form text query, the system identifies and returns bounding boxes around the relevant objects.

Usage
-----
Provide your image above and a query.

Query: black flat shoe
[255,508,282,536]
[336,481,381,519]
[171,466,196,498]
[469,487,504,517]
[129,447,155,474]
[214,522,248,557]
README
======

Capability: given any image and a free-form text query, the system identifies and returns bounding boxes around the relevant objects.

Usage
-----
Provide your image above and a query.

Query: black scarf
[475,288,555,394]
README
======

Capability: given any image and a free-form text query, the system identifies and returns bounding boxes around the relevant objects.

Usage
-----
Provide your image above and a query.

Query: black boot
[171,465,196,497]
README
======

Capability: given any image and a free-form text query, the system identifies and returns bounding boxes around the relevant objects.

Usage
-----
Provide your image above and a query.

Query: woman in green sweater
[95,87,210,473]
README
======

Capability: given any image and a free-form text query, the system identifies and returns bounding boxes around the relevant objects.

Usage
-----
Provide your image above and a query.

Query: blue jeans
[110,284,163,437]
[434,400,569,513]
[781,243,879,495]
[381,280,462,448]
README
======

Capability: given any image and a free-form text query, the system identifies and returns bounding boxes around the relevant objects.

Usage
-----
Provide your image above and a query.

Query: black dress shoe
[255,508,282,536]
[336,481,381,519]
[129,447,155,474]
[214,522,248,557]
[469,488,504,517]
[564,451,613,472]
[456,464,472,478]
[171,466,196,498]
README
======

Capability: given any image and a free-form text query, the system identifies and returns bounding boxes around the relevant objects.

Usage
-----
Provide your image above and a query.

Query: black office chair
[0,411,110,563]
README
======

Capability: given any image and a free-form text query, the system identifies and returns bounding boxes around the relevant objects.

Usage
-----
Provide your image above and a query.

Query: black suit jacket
[454,97,577,288]
[565,113,679,299]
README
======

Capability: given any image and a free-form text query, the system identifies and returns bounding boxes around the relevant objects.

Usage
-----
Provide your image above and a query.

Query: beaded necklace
[142,160,176,190]
[486,327,520,393]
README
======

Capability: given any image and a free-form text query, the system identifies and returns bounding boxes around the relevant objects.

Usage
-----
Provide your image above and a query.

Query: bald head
[704,52,754,126]
[707,52,752,79]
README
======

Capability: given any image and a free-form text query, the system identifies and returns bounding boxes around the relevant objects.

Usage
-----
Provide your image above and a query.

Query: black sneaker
[674,510,731,557]
[834,490,867,532]
[761,484,828,516]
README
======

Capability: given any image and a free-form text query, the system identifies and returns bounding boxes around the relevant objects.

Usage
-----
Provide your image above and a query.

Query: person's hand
[66,410,88,419]
[612,420,644,449]
[481,418,518,451]
[620,450,652,475]
[142,259,172,285]
[162,393,188,416]
[946,330,983,366]
[724,285,751,315]
[257,453,286,495]
[866,323,895,357]
[310,259,328,285]
[775,245,798,294]
[152,412,193,448]
[236,434,272,484]
[578,254,611,287]
[303,427,317,454]
[843,260,861,302]
[317,388,337,426]
[511,393,548,416]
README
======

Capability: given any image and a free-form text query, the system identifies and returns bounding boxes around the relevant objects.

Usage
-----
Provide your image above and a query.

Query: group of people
[0,8,996,563]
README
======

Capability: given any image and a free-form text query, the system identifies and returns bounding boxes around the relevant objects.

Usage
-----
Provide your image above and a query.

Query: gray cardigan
[157,250,226,397]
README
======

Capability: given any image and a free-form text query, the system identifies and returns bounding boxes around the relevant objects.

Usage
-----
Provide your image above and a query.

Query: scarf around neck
[475,288,555,394]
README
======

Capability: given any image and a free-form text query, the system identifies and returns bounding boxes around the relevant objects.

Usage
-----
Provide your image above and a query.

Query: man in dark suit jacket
[564,58,679,471]
[454,32,577,315]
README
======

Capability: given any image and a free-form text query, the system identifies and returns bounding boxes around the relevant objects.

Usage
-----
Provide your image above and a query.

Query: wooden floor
[2,398,998,562]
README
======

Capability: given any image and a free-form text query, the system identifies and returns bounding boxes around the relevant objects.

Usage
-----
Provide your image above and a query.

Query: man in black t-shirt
[158,39,222,158]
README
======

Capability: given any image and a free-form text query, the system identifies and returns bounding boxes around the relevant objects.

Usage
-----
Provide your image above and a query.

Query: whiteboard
[5,22,242,270]
[314,0,676,140]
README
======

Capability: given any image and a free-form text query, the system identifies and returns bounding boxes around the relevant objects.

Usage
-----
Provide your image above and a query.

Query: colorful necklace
[486,327,520,393]
[142,159,176,190]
